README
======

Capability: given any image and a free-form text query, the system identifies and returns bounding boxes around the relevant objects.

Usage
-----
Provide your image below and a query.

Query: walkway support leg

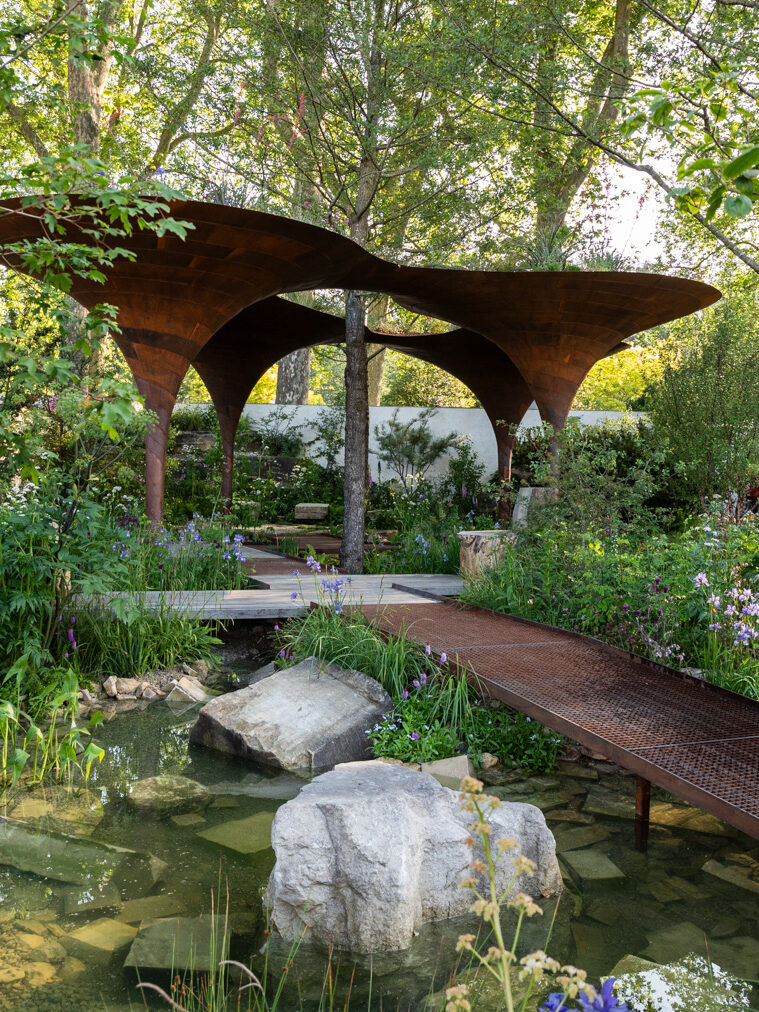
[634,775,651,852]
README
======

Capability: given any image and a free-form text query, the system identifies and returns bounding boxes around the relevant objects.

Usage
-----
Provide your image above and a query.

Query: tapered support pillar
[144,403,173,525]
[493,423,515,522]
[117,338,192,524]
[217,413,240,514]
[635,775,651,853]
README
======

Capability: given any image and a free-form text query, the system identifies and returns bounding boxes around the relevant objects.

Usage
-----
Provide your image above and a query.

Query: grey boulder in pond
[266,760,562,953]
[189,658,393,772]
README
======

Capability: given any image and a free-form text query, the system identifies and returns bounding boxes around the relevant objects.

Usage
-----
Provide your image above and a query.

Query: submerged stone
[554,824,610,852]
[62,881,122,916]
[63,917,138,965]
[0,816,167,893]
[116,894,187,924]
[702,858,759,894]
[170,812,207,827]
[9,786,104,837]
[614,952,752,1011]
[123,915,229,973]
[24,961,57,987]
[127,775,212,816]
[196,810,275,854]
[562,849,625,883]
[190,657,394,772]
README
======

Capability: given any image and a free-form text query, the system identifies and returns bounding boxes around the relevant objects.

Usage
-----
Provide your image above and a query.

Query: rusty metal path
[362,599,759,841]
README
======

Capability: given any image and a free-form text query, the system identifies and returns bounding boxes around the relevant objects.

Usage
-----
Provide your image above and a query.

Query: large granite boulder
[190,658,393,772]
[266,760,561,952]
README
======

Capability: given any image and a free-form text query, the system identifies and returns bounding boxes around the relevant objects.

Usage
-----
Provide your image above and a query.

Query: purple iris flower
[578,979,630,1011]
[402,689,408,700]
[410,730,419,740]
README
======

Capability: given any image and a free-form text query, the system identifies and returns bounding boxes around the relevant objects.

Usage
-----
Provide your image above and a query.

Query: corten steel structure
[0,199,720,520]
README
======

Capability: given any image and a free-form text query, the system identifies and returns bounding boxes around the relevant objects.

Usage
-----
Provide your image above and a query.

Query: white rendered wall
[226,404,644,479]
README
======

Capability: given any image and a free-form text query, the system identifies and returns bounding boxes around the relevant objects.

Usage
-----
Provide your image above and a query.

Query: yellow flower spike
[496,837,519,853]
[469,859,487,874]
[464,836,476,848]
[513,855,537,876]
[455,934,475,952]
[508,892,543,916]
[459,877,476,889]
[460,776,483,793]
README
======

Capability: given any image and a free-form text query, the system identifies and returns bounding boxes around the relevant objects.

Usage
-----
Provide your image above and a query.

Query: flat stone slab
[190,657,393,771]
[171,812,207,827]
[702,858,759,894]
[583,793,732,835]
[562,849,625,883]
[62,881,122,916]
[554,825,611,853]
[205,771,306,801]
[116,894,187,924]
[123,915,229,973]
[294,503,329,521]
[420,755,474,789]
[0,817,167,892]
[127,776,212,817]
[9,787,103,837]
[63,918,138,965]
[196,811,275,854]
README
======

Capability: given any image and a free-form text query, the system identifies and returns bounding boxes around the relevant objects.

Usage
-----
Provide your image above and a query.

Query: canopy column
[116,335,193,524]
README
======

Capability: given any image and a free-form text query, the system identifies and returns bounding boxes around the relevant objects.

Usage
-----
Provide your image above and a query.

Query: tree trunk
[340,290,368,572]
[275,348,311,403]
[367,345,386,406]
[367,294,390,405]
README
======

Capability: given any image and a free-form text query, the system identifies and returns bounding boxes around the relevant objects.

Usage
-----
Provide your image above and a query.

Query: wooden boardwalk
[95,547,462,618]
[363,599,759,844]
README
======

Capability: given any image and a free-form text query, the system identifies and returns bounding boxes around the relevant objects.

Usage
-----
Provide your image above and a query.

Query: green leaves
[724,146,759,180]
[724,194,753,218]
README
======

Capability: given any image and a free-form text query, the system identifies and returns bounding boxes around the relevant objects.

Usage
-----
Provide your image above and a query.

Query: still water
[1,703,758,1010]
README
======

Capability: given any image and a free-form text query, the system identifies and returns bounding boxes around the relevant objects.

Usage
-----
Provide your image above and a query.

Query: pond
[0,702,758,1010]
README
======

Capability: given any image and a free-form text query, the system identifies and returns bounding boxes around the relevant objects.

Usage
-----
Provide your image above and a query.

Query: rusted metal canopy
[0,199,720,518]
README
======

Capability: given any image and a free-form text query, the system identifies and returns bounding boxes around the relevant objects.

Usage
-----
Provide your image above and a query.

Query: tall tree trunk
[366,294,390,405]
[275,349,311,403]
[367,346,386,406]
[340,290,368,572]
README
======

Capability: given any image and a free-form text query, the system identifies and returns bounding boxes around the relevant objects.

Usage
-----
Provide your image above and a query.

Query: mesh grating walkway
[361,599,759,839]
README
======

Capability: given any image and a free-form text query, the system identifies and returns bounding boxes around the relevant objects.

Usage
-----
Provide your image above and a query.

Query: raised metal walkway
[361,599,759,843]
